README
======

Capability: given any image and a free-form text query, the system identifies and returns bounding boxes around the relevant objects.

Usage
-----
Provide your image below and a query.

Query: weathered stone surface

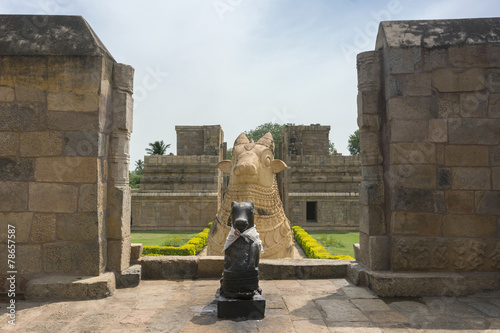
[448,119,500,145]
[107,236,131,273]
[445,145,489,166]
[383,47,421,74]
[30,213,56,243]
[0,157,34,181]
[47,92,99,112]
[368,235,390,271]
[130,243,143,263]
[449,44,500,68]
[434,68,485,92]
[392,188,445,213]
[357,114,379,131]
[460,92,488,117]
[0,181,28,211]
[198,256,224,278]
[390,143,435,164]
[20,131,62,156]
[437,168,452,188]
[217,294,265,320]
[56,212,100,241]
[391,212,442,236]
[17,244,42,274]
[390,120,428,142]
[141,256,199,280]
[428,119,448,143]
[47,111,99,131]
[15,85,45,102]
[387,97,436,120]
[357,90,380,115]
[0,212,32,243]
[359,205,385,236]
[452,167,491,190]
[438,93,460,118]
[489,93,500,118]
[443,215,496,237]
[493,167,500,190]
[356,50,381,91]
[260,259,348,280]
[475,191,500,215]
[107,185,131,239]
[25,272,115,300]
[46,56,102,94]
[0,103,39,131]
[390,164,436,189]
[112,90,133,132]
[359,181,384,206]
[79,183,106,212]
[0,86,14,101]
[29,183,78,213]
[63,132,103,157]
[43,241,103,275]
[406,73,432,96]
[113,63,134,93]
[116,264,141,288]
[35,156,98,183]
[445,190,475,214]
[492,146,500,166]
[0,132,18,156]
[423,48,448,72]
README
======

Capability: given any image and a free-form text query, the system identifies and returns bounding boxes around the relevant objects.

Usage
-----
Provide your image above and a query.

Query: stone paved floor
[1,279,500,332]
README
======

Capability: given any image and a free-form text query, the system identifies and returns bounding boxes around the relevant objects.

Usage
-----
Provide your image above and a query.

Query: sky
[2,0,500,168]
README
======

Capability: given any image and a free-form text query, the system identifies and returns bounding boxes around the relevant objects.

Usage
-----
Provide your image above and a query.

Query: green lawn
[306,230,359,257]
[131,231,200,247]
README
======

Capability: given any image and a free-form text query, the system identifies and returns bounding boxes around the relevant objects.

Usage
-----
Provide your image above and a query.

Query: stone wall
[0,15,133,293]
[280,125,361,229]
[131,126,224,230]
[357,18,500,281]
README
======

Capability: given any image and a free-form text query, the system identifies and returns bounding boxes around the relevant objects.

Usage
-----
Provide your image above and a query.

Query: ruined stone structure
[354,18,500,296]
[280,125,361,230]
[0,15,134,297]
[131,125,224,230]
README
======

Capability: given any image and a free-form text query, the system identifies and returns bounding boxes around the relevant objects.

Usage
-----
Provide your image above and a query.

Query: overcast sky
[2,0,499,167]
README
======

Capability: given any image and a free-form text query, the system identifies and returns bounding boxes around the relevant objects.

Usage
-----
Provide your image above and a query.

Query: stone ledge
[116,264,141,289]
[140,256,350,280]
[347,263,500,297]
[25,272,115,300]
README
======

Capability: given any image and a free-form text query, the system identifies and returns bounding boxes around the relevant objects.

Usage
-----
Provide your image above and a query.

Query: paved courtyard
[1,278,500,332]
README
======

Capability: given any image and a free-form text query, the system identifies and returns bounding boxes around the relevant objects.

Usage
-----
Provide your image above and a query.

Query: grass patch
[131,231,199,247]
[306,230,358,257]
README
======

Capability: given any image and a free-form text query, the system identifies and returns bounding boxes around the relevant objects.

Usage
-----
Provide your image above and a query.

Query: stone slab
[25,272,115,300]
[217,294,265,320]
[116,264,141,289]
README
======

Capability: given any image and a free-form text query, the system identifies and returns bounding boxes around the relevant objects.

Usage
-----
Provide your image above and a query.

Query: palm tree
[134,159,144,175]
[146,140,170,155]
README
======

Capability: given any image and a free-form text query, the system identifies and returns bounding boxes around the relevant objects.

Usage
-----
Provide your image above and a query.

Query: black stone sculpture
[217,201,265,319]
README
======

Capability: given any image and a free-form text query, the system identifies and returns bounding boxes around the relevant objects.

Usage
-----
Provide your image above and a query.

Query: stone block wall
[131,126,224,230]
[357,18,500,273]
[0,15,133,292]
[280,125,362,229]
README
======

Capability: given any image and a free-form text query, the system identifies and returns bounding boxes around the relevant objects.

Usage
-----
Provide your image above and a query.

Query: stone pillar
[107,63,134,272]
[356,51,389,270]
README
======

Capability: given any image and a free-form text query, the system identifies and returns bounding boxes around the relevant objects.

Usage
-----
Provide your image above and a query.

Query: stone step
[140,256,350,280]
[25,272,115,300]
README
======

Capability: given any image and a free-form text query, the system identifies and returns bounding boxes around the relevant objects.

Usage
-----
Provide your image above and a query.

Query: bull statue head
[217,132,287,187]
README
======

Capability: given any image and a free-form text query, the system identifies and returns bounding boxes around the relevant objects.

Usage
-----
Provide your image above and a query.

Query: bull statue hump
[208,132,294,259]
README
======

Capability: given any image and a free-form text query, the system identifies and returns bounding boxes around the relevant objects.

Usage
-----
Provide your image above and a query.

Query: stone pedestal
[217,294,265,320]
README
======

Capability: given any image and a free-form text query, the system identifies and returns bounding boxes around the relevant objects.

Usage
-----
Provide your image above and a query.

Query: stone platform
[2,278,500,332]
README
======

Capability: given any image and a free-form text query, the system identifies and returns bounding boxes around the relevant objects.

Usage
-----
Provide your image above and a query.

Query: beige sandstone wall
[131,126,224,230]
[0,15,133,292]
[357,18,500,273]
[280,125,361,230]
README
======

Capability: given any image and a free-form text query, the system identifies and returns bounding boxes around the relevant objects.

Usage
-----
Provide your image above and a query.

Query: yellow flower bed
[292,226,354,260]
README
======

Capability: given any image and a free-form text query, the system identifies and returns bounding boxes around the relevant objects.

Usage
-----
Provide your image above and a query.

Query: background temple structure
[131,124,362,231]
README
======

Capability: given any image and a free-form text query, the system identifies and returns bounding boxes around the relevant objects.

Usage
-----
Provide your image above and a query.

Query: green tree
[329,141,336,155]
[245,122,292,147]
[226,148,233,160]
[146,140,170,155]
[129,171,142,188]
[134,159,144,175]
[347,129,360,156]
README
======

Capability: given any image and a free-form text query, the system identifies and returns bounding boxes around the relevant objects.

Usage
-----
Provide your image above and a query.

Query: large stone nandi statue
[207,132,294,258]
